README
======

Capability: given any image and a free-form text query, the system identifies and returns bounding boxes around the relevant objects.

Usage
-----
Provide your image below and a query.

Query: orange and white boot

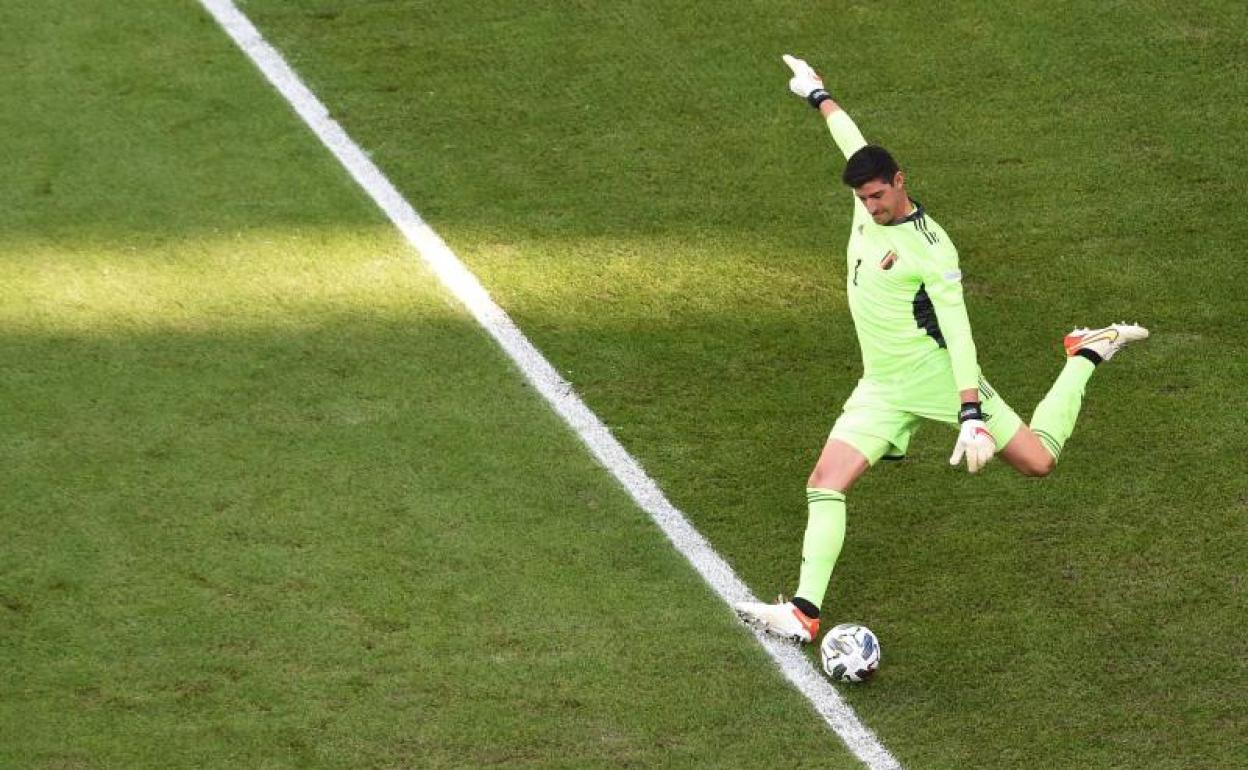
[1064,323,1149,362]
[734,596,819,643]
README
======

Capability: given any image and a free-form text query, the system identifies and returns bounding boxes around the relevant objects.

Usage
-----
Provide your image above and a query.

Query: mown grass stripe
[195,1,901,767]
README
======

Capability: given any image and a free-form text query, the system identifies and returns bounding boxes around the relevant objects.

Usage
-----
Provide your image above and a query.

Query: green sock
[1029,356,1096,462]
[795,488,846,610]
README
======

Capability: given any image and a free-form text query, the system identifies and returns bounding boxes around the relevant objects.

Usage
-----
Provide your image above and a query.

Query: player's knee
[807,466,848,492]
[1018,454,1055,478]
[808,440,871,491]
[807,467,831,489]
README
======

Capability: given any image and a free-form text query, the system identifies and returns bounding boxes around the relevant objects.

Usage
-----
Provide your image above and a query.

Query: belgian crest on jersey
[880,250,898,270]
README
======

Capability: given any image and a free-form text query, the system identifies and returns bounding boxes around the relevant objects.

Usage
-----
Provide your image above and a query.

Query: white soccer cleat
[734,597,819,643]
[1063,322,1149,362]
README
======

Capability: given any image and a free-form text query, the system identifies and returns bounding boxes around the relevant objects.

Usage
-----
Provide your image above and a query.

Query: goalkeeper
[735,55,1149,643]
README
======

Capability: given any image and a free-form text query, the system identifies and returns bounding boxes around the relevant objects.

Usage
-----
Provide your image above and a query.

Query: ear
[892,170,905,188]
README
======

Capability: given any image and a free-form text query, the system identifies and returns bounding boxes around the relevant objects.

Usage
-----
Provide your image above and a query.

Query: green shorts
[829,369,1023,465]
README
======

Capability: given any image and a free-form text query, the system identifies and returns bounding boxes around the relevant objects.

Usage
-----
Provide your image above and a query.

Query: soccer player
[734,55,1149,644]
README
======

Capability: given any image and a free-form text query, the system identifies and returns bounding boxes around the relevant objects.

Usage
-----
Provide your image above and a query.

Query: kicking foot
[1064,322,1149,362]
[734,596,819,643]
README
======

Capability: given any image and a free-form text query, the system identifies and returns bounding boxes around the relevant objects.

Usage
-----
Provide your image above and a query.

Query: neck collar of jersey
[888,199,924,226]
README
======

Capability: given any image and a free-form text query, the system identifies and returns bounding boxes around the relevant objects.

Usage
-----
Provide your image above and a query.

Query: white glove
[949,419,996,473]
[782,54,825,101]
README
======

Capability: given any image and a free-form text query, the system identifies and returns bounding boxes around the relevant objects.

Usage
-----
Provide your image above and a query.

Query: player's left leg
[734,439,878,644]
[735,386,917,644]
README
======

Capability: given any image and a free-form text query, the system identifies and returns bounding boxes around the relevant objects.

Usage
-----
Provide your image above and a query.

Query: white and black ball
[820,623,881,682]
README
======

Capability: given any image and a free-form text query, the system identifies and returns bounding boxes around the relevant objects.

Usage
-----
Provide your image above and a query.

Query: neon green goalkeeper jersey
[825,110,981,393]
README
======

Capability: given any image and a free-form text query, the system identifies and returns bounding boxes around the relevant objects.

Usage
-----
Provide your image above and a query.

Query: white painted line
[196,2,902,767]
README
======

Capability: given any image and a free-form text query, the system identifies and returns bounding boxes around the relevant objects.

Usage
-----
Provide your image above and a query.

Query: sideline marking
[197,2,901,767]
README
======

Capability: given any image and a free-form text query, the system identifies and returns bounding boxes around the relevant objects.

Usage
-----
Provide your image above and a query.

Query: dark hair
[842,145,900,188]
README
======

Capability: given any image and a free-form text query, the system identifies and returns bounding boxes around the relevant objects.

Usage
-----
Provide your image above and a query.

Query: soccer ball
[820,623,880,682]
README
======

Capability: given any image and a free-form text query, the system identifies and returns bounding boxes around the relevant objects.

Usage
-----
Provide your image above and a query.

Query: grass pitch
[1,2,860,767]
[3,1,1246,768]
[243,1,1247,768]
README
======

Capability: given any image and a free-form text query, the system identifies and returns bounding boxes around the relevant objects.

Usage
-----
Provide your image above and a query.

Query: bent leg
[999,425,1056,477]
[1028,356,1097,465]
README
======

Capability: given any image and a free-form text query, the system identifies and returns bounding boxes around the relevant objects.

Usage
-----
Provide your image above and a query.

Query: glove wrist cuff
[958,401,984,423]
[806,89,832,109]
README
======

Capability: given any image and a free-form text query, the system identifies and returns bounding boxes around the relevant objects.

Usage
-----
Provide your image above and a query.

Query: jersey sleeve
[917,246,980,393]
[825,110,868,159]
[825,110,871,223]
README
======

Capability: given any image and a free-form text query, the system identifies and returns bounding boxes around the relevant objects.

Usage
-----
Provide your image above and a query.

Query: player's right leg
[998,425,1058,477]
[1025,322,1149,465]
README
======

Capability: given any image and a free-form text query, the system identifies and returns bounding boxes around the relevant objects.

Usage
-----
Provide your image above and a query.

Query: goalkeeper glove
[949,402,995,473]
[781,54,832,109]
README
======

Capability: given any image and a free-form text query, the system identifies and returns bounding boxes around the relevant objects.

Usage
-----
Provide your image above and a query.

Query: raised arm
[783,54,870,221]
[782,54,867,159]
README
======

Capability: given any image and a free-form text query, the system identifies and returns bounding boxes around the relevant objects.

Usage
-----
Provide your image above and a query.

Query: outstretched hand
[782,54,824,100]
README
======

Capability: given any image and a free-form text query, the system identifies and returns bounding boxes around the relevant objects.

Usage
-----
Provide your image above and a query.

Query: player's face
[854,172,909,225]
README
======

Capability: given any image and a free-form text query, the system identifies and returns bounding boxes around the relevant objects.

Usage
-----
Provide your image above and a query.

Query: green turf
[0,2,871,767]
[237,1,1248,768]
